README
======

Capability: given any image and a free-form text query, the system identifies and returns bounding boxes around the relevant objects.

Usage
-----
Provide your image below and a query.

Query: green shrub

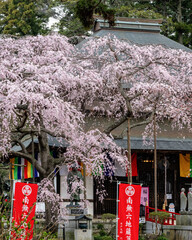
[102,213,116,221]
[97,223,104,230]
[99,229,106,236]
[94,235,100,240]
[94,236,114,240]
[139,236,145,240]
[157,234,168,240]
[149,212,170,223]
[100,236,114,240]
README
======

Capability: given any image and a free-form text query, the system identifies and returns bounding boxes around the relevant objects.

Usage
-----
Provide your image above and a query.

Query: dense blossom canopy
[79,35,192,136]
[0,34,191,169]
[0,35,127,177]
[0,34,191,222]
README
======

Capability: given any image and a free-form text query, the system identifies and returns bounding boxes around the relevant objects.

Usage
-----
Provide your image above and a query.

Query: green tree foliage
[75,0,116,28]
[116,5,162,19]
[114,0,192,48]
[57,1,89,37]
[56,0,116,37]
[0,164,9,195]
[0,0,56,35]
[149,0,192,47]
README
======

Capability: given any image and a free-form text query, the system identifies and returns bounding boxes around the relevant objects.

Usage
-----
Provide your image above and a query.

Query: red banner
[11,182,38,240]
[126,153,138,177]
[118,184,141,240]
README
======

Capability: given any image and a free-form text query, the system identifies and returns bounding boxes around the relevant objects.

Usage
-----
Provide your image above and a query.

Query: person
[188,188,192,211]
[180,188,187,212]
[67,164,83,205]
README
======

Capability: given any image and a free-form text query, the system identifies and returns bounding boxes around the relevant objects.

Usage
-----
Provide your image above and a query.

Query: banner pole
[9,179,15,240]
[116,181,120,240]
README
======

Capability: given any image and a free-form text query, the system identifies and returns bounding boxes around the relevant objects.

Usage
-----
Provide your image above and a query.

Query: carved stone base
[66,203,86,215]
[187,210,192,215]
[179,210,187,215]
[176,214,192,225]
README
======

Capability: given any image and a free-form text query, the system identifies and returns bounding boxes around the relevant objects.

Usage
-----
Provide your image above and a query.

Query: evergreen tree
[75,0,116,28]
[0,0,55,35]
[151,0,192,47]
[57,1,89,37]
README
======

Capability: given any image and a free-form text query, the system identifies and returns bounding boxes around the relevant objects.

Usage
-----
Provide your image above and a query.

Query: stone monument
[164,189,192,239]
[180,188,187,213]
[188,188,192,212]
[59,165,86,240]
[67,165,83,207]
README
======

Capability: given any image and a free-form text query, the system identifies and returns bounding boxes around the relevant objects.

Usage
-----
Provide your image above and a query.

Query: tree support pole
[32,133,35,183]
[154,114,157,213]
[154,114,158,234]
[127,118,132,184]
[83,164,87,208]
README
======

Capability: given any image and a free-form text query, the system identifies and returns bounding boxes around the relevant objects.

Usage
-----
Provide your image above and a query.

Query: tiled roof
[115,138,192,151]
[92,18,192,52]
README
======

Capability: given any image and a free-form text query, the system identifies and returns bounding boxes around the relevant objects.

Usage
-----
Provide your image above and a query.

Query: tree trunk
[177,0,183,44]
[38,131,58,232]
[45,199,59,233]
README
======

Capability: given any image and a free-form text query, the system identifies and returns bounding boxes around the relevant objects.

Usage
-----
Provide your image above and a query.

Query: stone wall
[163,214,192,240]
[163,225,192,240]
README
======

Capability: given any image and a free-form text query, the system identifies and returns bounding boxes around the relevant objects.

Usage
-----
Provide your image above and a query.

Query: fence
[145,206,180,225]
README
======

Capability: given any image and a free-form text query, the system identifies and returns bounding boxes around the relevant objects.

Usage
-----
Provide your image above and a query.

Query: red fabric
[24,159,28,179]
[131,153,138,177]
[118,184,141,240]
[126,153,138,177]
[11,182,38,240]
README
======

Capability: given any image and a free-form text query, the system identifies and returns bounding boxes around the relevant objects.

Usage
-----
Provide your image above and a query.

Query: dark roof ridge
[93,15,163,24]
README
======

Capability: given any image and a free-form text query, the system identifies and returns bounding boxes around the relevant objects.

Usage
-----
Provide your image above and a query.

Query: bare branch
[9,151,46,176]
[15,111,28,130]
[128,92,142,102]
[13,109,23,118]
[11,139,29,154]
[53,157,70,165]
[104,114,128,135]
[130,111,155,129]
[16,104,28,110]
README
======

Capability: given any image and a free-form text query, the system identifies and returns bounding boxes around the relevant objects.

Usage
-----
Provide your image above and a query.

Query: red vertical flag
[118,184,141,240]
[131,153,138,177]
[126,153,138,177]
[11,182,38,240]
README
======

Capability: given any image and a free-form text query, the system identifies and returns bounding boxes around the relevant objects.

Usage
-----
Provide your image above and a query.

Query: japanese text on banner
[11,182,38,240]
[118,184,141,240]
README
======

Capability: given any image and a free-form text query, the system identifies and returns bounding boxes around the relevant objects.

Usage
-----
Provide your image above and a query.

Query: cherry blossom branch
[11,129,38,134]
[40,127,66,139]
[128,92,142,102]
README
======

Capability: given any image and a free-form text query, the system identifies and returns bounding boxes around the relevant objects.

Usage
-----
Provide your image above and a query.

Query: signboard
[140,187,149,206]
[168,203,175,213]
[71,208,84,215]
[11,182,38,240]
[36,202,45,213]
[139,216,145,223]
[118,184,141,240]
[166,194,172,200]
